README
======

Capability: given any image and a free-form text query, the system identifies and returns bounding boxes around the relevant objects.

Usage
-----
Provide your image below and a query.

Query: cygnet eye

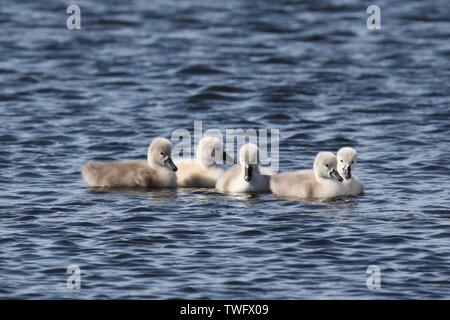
[340,160,343,162]
[325,164,329,168]
[160,152,164,156]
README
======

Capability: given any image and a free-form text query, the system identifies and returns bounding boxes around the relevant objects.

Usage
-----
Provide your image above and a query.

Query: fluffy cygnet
[270,152,345,199]
[82,137,178,188]
[175,136,232,188]
[336,147,364,196]
[215,143,270,194]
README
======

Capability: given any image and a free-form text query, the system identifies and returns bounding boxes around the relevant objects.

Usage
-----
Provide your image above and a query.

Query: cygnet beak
[244,165,253,182]
[343,166,352,180]
[330,169,343,182]
[164,157,178,172]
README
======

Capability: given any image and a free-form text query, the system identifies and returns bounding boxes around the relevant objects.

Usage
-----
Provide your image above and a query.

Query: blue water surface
[0,0,449,299]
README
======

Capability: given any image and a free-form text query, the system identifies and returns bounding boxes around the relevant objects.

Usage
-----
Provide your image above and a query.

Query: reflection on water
[0,0,449,299]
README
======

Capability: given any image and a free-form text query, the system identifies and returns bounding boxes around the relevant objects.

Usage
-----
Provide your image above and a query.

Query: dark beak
[244,165,253,182]
[164,157,178,172]
[343,166,352,180]
[330,169,343,182]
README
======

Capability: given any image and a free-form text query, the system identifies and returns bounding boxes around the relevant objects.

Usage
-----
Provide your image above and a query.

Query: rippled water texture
[0,0,449,299]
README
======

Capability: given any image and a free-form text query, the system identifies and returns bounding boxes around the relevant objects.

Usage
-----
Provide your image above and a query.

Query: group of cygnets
[82,136,363,200]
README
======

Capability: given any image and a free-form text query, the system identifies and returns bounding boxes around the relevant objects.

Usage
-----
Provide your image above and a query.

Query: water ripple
[0,0,449,299]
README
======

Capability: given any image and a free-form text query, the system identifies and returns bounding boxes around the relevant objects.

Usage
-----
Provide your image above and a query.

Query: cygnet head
[239,143,260,182]
[197,137,231,167]
[336,147,357,180]
[313,151,343,182]
[147,137,178,172]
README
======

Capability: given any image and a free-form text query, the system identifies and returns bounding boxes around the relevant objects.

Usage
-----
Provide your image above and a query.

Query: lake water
[0,0,449,299]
